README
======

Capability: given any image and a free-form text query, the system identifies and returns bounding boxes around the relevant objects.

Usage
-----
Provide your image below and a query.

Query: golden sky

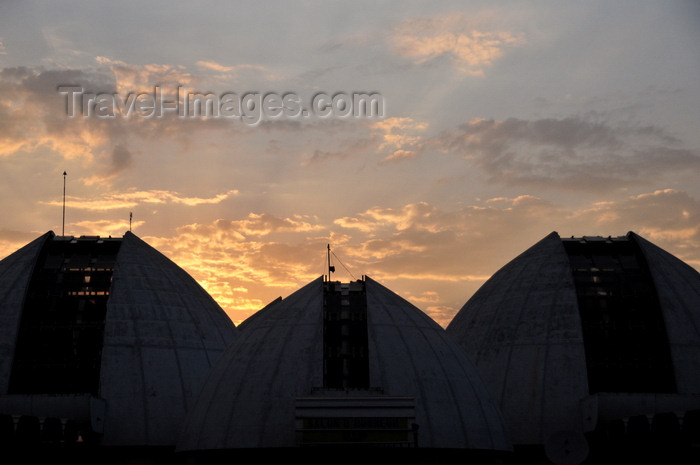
[1,1,699,327]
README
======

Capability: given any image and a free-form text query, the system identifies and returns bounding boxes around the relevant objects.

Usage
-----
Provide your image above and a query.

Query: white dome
[446,231,700,450]
[0,231,238,447]
[177,276,511,457]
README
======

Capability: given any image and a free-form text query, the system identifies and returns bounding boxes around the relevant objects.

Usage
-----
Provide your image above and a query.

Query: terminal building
[0,231,238,460]
[2,228,700,464]
[446,231,700,464]
[175,276,512,463]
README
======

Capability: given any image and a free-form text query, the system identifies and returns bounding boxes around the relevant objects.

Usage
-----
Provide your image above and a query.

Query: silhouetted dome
[0,231,238,447]
[446,231,700,458]
[177,276,511,460]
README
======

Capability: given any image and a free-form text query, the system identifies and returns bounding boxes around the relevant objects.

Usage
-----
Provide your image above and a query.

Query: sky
[0,1,699,327]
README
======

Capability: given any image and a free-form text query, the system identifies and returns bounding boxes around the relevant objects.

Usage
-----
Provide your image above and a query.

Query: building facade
[0,231,238,458]
[446,231,700,463]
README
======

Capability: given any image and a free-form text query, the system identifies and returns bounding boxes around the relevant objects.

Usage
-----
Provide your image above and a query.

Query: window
[9,236,121,395]
[563,237,675,394]
[323,280,370,389]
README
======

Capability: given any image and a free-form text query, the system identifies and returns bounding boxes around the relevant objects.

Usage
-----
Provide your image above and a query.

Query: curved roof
[632,232,700,392]
[177,276,511,453]
[0,231,238,447]
[447,232,586,445]
[0,231,53,393]
[446,231,700,446]
[99,231,238,446]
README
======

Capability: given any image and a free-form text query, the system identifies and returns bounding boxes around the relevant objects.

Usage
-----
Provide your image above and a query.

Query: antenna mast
[130,212,133,232]
[62,171,67,236]
[327,244,335,280]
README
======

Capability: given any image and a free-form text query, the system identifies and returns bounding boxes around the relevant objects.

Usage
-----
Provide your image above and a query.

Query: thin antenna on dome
[327,244,355,281]
[62,171,67,236]
[129,212,133,232]
[327,244,335,280]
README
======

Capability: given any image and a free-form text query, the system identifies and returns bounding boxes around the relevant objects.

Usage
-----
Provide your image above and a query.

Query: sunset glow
[1,1,698,327]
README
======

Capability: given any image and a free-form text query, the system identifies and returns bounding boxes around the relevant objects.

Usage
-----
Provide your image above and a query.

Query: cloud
[370,117,429,162]
[81,144,135,185]
[141,213,332,323]
[71,219,145,237]
[567,188,700,265]
[195,60,276,81]
[4,190,699,328]
[110,144,133,172]
[305,149,348,165]
[423,305,459,329]
[435,117,700,190]
[0,228,43,262]
[384,149,419,162]
[350,202,440,231]
[373,117,428,149]
[0,61,313,177]
[95,56,197,95]
[333,192,700,283]
[136,198,568,326]
[333,216,377,233]
[299,123,383,166]
[196,60,236,73]
[389,13,524,76]
[177,213,324,238]
[0,66,118,159]
[334,198,563,289]
[40,189,239,211]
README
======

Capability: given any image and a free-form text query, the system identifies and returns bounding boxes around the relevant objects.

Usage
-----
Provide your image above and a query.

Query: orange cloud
[176,213,323,238]
[389,14,524,76]
[2,108,692,318]
[565,189,700,262]
[9,191,696,328]
[337,202,445,234]
[96,56,197,95]
[71,219,145,237]
[371,117,429,161]
[196,60,237,73]
[333,216,377,233]
[424,305,459,329]
[41,189,239,211]
[141,214,332,323]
